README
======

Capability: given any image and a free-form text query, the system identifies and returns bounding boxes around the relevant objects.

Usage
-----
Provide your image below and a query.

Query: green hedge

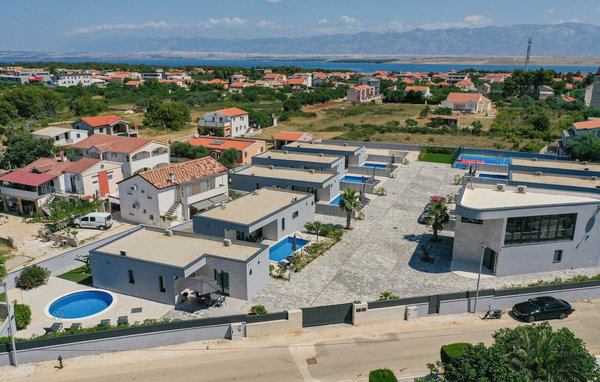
[14,303,32,330]
[440,342,472,364]
[369,368,398,382]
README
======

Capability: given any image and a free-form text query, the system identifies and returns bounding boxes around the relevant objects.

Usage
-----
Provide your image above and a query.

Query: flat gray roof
[512,171,600,189]
[460,187,599,210]
[94,228,262,267]
[256,150,342,164]
[511,158,600,172]
[199,187,310,225]
[234,165,337,183]
[284,141,362,153]
[32,126,79,136]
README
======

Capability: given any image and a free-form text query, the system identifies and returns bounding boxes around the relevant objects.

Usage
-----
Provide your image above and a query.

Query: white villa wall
[230,114,249,137]
[118,177,162,226]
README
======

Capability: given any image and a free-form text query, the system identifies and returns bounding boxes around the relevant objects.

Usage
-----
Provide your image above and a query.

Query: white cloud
[386,20,411,32]
[338,15,362,27]
[68,18,247,34]
[317,18,328,25]
[267,0,283,2]
[257,19,282,29]
[419,14,493,30]
[201,17,247,29]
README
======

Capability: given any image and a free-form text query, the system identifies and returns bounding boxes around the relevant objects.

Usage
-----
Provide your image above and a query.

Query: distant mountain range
[58,22,600,57]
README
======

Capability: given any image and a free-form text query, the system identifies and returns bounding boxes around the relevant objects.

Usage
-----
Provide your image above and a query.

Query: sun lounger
[117,316,128,325]
[67,322,82,331]
[98,319,111,327]
[43,322,63,334]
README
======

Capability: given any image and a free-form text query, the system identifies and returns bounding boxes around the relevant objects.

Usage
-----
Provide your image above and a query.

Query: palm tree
[339,187,360,230]
[424,199,448,242]
[504,325,563,381]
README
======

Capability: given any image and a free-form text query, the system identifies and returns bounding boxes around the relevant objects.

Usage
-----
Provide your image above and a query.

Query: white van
[73,212,113,230]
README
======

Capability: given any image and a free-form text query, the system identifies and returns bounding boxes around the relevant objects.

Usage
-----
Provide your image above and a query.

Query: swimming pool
[341,175,368,183]
[269,236,310,262]
[329,194,342,205]
[455,154,510,168]
[479,173,508,179]
[47,290,114,319]
[362,163,387,169]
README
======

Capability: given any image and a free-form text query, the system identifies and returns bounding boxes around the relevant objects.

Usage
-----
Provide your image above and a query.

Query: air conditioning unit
[253,190,259,195]
[583,161,588,165]
[536,171,543,176]
[531,157,538,161]
[592,176,598,181]
[319,153,324,157]
[130,185,138,191]
[269,165,275,170]
[224,239,232,246]
[517,185,527,194]
[496,184,506,192]
[283,150,288,154]
[309,169,315,173]
[165,229,173,237]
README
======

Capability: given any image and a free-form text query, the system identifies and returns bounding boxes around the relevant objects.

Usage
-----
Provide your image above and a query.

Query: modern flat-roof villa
[453,182,600,276]
[282,141,366,169]
[90,227,269,304]
[230,165,341,202]
[193,187,314,242]
[32,126,89,146]
[251,150,345,174]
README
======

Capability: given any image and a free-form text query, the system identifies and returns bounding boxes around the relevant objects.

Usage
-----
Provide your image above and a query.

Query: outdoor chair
[117,316,129,325]
[43,322,63,334]
[98,319,111,327]
[67,322,82,331]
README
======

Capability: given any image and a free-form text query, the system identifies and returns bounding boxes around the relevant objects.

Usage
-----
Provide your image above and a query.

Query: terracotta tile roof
[71,135,155,154]
[79,115,125,127]
[207,79,227,84]
[353,84,371,90]
[573,119,600,130]
[273,131,310,141]
[264,73,283,79]
[286,78,307,85]
[22,158,72,177]
[137,157,228,189]
[63,158,103,174]
[445,92,485,104]
[0,158,71,186]
[230,81,247,87]
[401,78,415,84]
[188,136,259,151]
[562,96,578,103]
[216,107,248,117]
[125,81,141,86]
[405,86,429,92]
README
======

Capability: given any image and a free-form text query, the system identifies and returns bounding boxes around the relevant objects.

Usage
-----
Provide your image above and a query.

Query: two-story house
[198,107,249,138]
[71,135,170,177]
[32,127,89,146]
[440,92,491,113]
[62,158,123,198]
[71,115,138,137]
[118,157,229,227]
[404,86,431,98]
[53,71,93,87]
[347,85,376,103]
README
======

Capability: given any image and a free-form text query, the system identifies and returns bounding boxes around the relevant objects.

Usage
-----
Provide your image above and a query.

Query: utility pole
[525,38,533,71]
[2,283,18,366]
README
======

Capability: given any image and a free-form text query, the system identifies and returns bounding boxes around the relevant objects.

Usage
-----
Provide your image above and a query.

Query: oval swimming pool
[48,290,114,319]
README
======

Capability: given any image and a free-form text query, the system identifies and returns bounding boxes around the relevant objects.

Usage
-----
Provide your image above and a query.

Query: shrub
[15,265,51,289]
[14,303,32,330]
[440,342,472,364]
[248,305,268,315]
[369,368,398,382]
[378,291,399,301]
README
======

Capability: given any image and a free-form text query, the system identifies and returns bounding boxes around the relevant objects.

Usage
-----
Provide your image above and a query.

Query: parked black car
[512,296,574,322]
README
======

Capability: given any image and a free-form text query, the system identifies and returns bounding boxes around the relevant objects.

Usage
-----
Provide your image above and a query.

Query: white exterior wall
[55,74,92,87]
[230,114,249,137]
[118,177,162,226]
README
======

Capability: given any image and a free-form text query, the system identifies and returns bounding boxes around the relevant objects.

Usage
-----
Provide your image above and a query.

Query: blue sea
[4,56,596,73]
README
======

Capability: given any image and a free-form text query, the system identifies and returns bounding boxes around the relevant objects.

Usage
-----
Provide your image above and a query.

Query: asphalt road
[5,300,600,382]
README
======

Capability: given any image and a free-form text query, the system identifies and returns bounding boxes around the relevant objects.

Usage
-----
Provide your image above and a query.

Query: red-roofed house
[71,135,170,177]
[71,115,137,137]
[264,73,287,82]
[118,157,229,226]
[272,131,313,150]
[63,158,123,199]
[347,84,376,103]
[440,92,491,113]
[562,118,600,150]
[404,86,431,98]
[205,78,229,89]
[198,108,249,138]
[187,136,266,165]
[229,81,248,93]
[231,74,249,83]
[286,78,309,88]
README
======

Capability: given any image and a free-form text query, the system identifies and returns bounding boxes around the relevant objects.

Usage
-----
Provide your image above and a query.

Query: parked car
[73,212,113,230]
[418,196,448,224]
[512,296,574,322]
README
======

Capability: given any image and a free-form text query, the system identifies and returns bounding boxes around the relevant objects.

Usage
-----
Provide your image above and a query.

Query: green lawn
[58,266,92,285]
[420,153,454,164]
[0,292,4,302]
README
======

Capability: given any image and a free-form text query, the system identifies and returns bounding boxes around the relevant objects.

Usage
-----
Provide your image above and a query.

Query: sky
[2,0,600,51]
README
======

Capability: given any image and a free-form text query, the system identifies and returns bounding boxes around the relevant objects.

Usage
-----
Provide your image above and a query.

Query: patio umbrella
[292,234,297,251]
[186,276,218,295]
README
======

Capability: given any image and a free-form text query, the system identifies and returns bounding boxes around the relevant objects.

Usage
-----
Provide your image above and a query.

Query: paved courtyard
[243,161,600,313]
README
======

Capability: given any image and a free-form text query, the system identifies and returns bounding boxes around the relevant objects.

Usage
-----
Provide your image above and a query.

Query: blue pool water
[341,175,368,183]
[269,236,310,262]
[455,154,510,168]
[479,173,508,179]
[329,195,343,205]
[49,291,113,319]
[362,163,387,169]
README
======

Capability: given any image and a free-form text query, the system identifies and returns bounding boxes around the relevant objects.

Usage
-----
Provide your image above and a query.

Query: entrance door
[482,247,497,273]
[214,270,230,296]
[98,171,109,196]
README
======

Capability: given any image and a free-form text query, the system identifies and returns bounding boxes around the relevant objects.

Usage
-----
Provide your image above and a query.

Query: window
[149,214,154,221]
[128,270,135,284]
[553,250,563,263]
[504,213,576,246]
[99,127,104,133]
[90,217,96,222]
[292,211,299,219]
[107,172,113,180]
[282,218,286,231]
[112,152,117,157]
[92,176,98,184]
[159,276,166,292]
[143,209,147,214]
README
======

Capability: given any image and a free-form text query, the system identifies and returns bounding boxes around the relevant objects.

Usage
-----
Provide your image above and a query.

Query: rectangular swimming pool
[329,194,342,205]
[341,175,368,183]
[455,154,510,168]
[362,163,387,169]
[479,173,508,179]
[269,236,310,262]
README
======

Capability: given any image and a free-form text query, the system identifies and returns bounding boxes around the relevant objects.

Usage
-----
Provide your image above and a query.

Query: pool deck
[16,277,173,339]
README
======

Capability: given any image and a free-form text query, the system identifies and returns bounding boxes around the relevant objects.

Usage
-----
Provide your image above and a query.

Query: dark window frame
[504,213,576,246]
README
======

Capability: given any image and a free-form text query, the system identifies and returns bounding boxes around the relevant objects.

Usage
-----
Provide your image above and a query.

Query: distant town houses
[440,92,491,113]
[347,84,376,103]
[54,71,93,87]
[229,81,249,93]
[187,136,266,165]
[404,86,431,98]
[538,85,555,100]
[0,67,52,84]
[198,108,249,138]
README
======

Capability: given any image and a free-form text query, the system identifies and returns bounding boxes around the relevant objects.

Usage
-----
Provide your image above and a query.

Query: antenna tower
[525,38,533,71]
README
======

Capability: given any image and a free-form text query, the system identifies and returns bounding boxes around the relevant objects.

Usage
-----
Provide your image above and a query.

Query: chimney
[168,172,175,182]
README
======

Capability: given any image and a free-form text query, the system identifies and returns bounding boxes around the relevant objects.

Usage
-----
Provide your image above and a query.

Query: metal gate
[302,303,353,327]
[428,295,440,314]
